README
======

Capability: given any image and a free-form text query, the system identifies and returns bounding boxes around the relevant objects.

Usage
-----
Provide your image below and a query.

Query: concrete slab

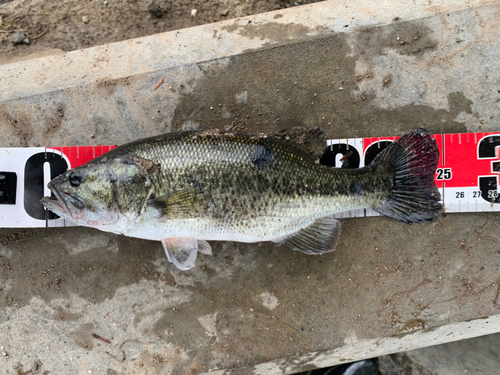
[379,332,500,375]
[0,0,499,374]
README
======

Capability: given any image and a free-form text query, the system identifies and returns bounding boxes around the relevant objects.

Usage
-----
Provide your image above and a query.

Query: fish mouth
[40,183,84,220]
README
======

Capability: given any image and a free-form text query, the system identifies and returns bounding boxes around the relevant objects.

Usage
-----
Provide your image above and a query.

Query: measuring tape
[0,132,499,228]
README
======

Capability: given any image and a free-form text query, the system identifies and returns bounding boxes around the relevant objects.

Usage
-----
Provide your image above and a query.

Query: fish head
[41,159,150,233]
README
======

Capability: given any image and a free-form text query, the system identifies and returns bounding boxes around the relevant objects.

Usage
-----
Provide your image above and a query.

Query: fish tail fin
[371,128,442,224]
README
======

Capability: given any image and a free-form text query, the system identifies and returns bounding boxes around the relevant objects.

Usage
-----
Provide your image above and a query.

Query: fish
[41,128,442,271]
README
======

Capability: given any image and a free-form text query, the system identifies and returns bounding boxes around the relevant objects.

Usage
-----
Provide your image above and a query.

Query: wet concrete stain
[151,241,335,369]
[71,322,95,350]
[0,227,163,309]
[94,75,135,97]
[13,360,48,375]
[448,91,474,116]
[41,102,65,143]
[0,103,34,147]
[172,21,468,138]
[221,20,314,43]
[53,306,82,321]
[355,21,438,63]
[398,318,427,334]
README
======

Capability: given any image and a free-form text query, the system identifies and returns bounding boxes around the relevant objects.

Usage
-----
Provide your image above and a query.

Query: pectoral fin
[161,238,197,270]
[161,238,213,270]
[275,216,342,255]
[148,189,207,220]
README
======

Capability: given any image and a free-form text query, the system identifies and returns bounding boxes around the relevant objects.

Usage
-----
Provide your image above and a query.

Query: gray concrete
[379,333,500,375]
[0,0,499,374]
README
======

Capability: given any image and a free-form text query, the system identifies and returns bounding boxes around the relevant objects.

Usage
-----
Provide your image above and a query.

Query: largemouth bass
[41,128,441,270]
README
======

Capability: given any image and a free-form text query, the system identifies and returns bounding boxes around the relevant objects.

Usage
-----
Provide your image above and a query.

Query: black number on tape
[0,172,17,205]
[478,135,500,204]
[320,144,360,168]
[489,190,499,199]
[24,152,69,220]
[436,168,452,180]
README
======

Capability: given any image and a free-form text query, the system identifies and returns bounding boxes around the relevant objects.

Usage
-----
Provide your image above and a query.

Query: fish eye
[69,172,83,187]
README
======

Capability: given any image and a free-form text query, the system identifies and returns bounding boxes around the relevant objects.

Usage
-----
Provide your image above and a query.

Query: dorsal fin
[204,127,326,161]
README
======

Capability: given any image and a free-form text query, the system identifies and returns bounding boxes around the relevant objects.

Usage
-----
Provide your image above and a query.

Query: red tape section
[361,132,500,189]
[47,145,116,169]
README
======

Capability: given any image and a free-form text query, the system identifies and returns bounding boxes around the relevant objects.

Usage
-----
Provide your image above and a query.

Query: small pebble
[103,0,108,4]
[148,5,163,18]
[10,31,27,45]
[220,9,229,16]
[22,38,30,45]
[82,16,89,23]
[191,9,198,17]
[90,133,95,138]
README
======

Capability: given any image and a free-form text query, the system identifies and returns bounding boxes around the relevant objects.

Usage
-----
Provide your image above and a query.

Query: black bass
[41,128,441,270]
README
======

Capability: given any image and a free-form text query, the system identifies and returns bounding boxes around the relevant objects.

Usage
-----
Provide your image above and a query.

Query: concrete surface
[379,332,500,375]
[0,0,499,374]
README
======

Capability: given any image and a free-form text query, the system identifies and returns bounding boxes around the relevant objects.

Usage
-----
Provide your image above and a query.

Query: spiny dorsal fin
[203,127,326,161]
[275,215,342,255]
[148,189,207,220]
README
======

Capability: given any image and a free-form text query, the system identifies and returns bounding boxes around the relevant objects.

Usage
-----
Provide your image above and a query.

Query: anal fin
[275,216,342,255]
[161,238,212,270]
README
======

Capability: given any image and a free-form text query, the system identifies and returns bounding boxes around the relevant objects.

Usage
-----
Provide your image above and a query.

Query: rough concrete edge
[202,315,499,374]
[0,0,492,102]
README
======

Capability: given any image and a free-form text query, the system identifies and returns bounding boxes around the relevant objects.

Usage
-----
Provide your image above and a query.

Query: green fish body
[42,128,441,270]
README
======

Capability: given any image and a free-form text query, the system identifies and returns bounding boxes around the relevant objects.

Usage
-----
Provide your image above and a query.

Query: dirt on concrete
[0,0,323,65]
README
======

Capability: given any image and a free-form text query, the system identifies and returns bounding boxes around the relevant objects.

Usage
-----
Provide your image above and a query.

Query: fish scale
[38,128,441,270]
[127,134,368,235]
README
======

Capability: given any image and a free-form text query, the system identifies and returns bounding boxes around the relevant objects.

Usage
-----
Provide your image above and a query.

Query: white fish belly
[122,196,369,243]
